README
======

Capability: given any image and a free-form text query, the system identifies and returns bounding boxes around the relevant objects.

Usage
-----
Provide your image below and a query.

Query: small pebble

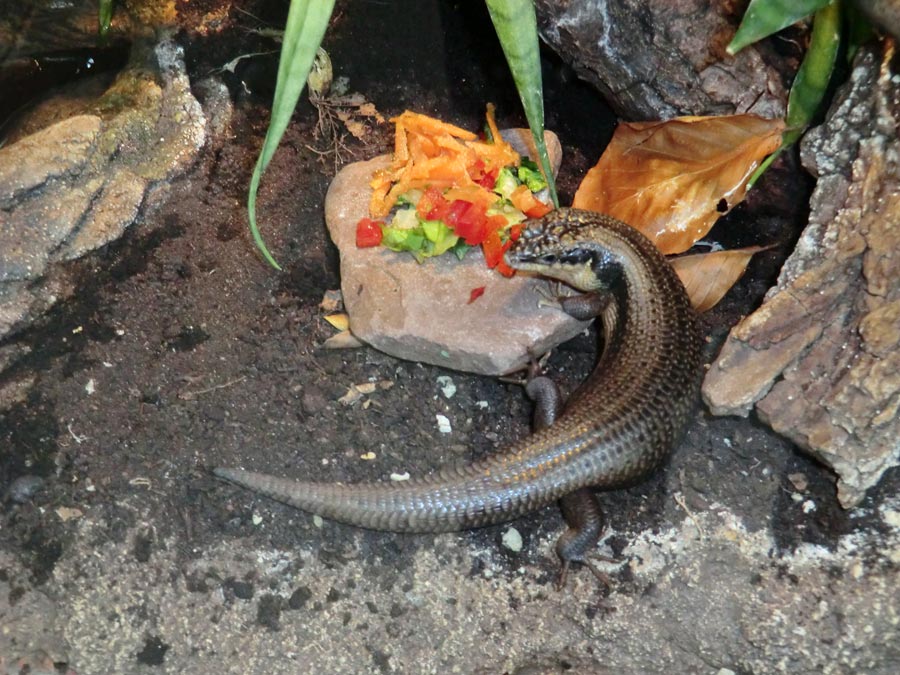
[436,375,456,399]
[5,475,45,503]
[436,414,452,434]
[501,527,523,552]
[788,472,808,491]
[301,387,329,415]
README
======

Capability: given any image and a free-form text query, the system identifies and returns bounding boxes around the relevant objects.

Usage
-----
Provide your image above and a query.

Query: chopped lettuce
[421,219,459,256]
[449,240,470,260]
[377,158,547,265]
[487,200,527,226]
[517,158,547,192]
[390,207,419,230]
[380,212,459,262]
[493,167,519,199]
[396,188,423,207]
[381,225,425,254]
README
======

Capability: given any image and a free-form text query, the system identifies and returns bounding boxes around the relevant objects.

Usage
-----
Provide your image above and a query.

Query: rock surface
[325,130,587,375]
[535,0,788,120]
[703,44,900,508]
[0,37,212,340]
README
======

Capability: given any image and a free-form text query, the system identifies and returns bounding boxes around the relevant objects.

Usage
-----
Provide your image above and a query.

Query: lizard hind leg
[555,488,613,591]
[522,369,613,591]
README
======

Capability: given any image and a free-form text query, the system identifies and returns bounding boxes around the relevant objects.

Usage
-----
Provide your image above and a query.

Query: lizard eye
[560,248,593,266]
[539,253,558,264]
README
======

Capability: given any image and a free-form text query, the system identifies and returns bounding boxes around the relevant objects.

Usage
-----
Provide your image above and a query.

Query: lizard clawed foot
[556,553,618,591]
[534,280,572,311]
[498,349,552,387]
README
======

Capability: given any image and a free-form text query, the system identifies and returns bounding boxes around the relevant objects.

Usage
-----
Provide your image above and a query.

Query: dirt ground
[1,2,898,674]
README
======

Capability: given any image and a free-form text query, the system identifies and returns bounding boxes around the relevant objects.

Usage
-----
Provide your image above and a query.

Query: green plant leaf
[99,0,115,36]
[248,0,335,270]
[485,0,558,208]
[784,0,841,144]
[843,1,875,63]
[727,0,832,54]
[749,0,841,186]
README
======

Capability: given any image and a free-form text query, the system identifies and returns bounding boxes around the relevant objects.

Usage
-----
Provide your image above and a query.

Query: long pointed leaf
[248,0,335,270]
[727,0,832,54]
[784,0,841,144]
[485,0,558,207]
[749,0,841,186]
[99,0,114,36]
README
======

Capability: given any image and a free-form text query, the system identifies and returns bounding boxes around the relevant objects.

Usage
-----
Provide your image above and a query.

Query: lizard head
[505,208,622,292]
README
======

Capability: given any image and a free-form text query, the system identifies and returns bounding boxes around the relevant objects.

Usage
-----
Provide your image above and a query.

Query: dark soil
[1,0,896,659]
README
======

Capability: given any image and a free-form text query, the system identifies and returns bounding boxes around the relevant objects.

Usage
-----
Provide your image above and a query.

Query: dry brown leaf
[335,110,370,141]
[573,115,784,254]
[358,102,385,123]
[323,329,364,349]
[671,246,766,312]
[324,313,350,331]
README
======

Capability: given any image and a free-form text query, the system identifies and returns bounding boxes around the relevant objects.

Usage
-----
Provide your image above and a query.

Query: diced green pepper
[517,158,547,192]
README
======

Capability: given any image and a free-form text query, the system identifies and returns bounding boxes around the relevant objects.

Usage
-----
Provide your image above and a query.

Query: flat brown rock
[324,132,587,375]
[702,43,900,507]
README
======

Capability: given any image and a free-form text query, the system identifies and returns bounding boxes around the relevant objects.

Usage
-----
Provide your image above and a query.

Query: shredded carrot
[368,106,521,218]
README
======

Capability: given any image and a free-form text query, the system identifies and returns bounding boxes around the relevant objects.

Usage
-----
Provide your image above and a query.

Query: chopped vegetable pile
[356,105,553,276]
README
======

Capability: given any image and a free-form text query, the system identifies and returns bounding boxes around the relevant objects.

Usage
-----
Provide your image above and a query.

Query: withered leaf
[323,312,350,331]
[573,115,784,254]
[671,246,766,312]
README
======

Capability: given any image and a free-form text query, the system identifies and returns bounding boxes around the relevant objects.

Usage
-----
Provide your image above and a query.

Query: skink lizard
[215,208,703,581]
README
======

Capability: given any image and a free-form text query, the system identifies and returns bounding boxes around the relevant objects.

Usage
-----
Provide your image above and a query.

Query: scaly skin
[214,209,703,534]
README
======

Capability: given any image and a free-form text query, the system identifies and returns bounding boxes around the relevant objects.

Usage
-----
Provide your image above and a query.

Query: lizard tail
[212,465,568,533]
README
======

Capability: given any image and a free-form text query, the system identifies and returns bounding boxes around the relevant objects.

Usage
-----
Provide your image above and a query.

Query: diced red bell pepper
[445,199,490,245]
[469,158,486,180]
[481,230,506,268]
[481,218,517,277]
[495,259,516,277]
[418,186,451,221]
[475,167,498,189]
[482,228,516,277]
[468,286,486,304]
[356,218,383,247]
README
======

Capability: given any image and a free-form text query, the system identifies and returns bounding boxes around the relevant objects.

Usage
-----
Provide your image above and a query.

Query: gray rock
[5,475,45,504]
[0,114,100,207]
[8,503,899,673]
[703,44,900,508]
[535,0,787,120]
[324,131,587,376]
[0,36,213,344]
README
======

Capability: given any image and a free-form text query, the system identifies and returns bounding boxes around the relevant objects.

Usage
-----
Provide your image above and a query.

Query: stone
[703,44,900,508]
[61,169,148,259]
[324,131,587,376]
[535,0,787,120]
[0,36,212,343]
[0,114,100,207]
